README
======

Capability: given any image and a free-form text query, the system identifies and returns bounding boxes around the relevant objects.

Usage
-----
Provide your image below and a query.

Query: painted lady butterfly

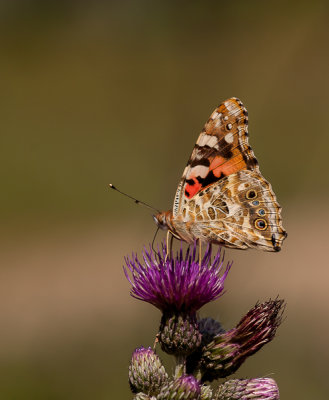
[154,98,287,252]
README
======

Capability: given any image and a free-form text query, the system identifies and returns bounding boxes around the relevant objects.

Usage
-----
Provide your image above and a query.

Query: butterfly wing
[188,170,286,251]
[173,97,257,218]
[171,98,287,251]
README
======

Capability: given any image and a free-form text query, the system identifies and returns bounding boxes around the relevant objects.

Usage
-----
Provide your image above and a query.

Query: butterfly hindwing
[212,170,286,251]
[175,170,286,251]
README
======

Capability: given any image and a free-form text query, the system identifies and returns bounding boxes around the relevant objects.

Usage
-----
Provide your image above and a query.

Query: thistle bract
[200,384,213,400]
[159,313,202,356]
[133,394,157,400]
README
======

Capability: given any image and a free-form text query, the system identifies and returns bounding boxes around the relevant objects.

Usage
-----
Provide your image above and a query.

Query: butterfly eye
[254,218,267,230]
[257,208,266,216]
[246,190,257,200]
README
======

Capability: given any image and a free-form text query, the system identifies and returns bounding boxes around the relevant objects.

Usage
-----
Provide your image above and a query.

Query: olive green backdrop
[1,1,329,399]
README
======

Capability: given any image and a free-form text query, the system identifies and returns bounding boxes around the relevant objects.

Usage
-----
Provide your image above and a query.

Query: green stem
[174,355,186,378]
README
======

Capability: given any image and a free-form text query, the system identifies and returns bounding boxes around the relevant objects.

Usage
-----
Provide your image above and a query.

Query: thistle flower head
[124,241,232,314]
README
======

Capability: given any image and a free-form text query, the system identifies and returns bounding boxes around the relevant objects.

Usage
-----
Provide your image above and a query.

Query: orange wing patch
[210,153,246,178]
[180,98,257,199]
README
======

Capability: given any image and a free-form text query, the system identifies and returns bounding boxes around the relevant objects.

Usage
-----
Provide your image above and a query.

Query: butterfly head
[153,211,183,241]
[153,212,169,231]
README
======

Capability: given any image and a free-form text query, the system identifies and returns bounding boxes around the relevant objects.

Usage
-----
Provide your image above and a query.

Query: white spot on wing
[225,133,234,143]
[207,136,218,147]
[188,165,209,178]
[197,133,218,148]
[197,133,208,146]
[224,100,235,114]
[211,111,221,119]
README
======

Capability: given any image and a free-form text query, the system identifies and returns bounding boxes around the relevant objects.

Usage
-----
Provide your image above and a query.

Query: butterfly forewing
[173,98,258,217]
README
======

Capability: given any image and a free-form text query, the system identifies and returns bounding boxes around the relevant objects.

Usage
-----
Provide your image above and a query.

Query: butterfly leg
[165,231,174,262]
[151,227,160,254]
[199,240,202,265]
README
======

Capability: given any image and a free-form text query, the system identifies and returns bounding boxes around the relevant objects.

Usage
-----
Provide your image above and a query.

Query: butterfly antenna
[109,184,160,213]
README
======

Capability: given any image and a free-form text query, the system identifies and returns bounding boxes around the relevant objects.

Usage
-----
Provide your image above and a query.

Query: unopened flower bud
[158,375,201,400]
[200,299,284,380]
[129,346,168,395]
[214,378,279,400]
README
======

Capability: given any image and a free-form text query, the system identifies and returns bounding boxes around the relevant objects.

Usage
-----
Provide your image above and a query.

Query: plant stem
[174,355,186,378]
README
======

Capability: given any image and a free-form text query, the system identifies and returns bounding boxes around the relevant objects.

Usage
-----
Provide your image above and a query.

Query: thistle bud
[158,375,201,400]
[129,346,168,395]
[214,378,279,400]
[200,300,284,380]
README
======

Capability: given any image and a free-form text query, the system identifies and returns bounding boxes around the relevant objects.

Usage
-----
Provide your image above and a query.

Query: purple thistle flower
[124,241,232,314]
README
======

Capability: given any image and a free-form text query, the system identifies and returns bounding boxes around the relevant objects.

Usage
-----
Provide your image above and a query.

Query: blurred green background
[1,1,329,398]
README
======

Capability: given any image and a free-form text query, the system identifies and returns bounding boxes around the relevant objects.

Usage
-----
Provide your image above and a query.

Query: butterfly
[154,97,287,252]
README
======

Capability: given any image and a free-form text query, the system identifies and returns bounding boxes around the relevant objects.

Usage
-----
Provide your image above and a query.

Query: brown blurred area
[1,1,329,398]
